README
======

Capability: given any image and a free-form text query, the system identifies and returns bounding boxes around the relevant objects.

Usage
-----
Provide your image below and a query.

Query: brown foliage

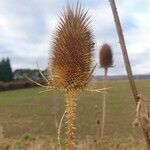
[99,44,113,69]
[49,4,94,91]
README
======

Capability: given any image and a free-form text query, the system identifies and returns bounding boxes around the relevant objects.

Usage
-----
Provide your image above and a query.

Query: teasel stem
[99,43,113,142]
[65,90,76,150]
[109,0,150,149]
[101,68,108,140]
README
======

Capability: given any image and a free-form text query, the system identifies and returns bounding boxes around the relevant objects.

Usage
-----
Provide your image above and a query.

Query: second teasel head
[49,4,94,91]
[99,43,113,69]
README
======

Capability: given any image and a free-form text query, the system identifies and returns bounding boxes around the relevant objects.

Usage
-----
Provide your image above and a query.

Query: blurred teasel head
[99,43,113,69]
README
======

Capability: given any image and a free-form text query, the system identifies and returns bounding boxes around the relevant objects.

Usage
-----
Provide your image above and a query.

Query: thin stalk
[58,110,66,150]
[109,0,138,102]
[101,68,107,140]
[65,90,76,150]
[109,0,150,149]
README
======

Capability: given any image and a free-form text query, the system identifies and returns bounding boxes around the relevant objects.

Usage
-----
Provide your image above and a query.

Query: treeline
[0,58,13,81]
[14,69,47,81]
[0,58,47,82]
[0,58,47,91]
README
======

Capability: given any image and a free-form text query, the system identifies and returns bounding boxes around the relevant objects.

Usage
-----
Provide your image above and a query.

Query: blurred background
[0,0,150,149]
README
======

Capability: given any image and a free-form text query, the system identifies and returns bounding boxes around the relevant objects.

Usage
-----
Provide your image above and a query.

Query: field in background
[0,80,150,149]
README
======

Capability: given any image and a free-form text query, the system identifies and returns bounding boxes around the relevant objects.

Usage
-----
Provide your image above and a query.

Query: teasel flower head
[99,43,113,69]
[49,3,94,91]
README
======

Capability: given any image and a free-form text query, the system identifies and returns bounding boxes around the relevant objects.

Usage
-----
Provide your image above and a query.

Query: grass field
[0,80,150,149]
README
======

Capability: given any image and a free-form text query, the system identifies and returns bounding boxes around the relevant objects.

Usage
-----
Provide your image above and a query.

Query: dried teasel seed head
[99,43,113,69]
[49,3,94,91]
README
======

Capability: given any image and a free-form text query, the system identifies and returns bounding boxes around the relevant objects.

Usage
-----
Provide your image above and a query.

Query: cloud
[92,0,150,75]
[0,0,150,75]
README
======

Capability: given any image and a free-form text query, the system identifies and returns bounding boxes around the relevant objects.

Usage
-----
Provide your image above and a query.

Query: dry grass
[0,135,146,150]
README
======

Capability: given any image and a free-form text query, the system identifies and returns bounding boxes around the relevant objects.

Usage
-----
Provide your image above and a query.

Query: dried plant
[49,3,94,150]
[99,44,113,70]
[109,0,150,148]
[99,43,113,141]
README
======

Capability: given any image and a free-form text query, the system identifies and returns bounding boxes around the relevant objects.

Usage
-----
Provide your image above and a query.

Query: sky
[0,0,150,75]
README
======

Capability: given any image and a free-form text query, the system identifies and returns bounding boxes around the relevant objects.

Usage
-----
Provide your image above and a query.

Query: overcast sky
[0,0,150,75]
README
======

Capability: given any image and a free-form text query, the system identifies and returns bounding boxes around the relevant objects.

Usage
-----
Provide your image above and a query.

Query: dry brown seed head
[99,43,113,69]
[49,4,94,91]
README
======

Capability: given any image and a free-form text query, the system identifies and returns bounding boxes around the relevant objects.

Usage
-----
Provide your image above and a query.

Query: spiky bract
[99,44,113,69]
[50,4,94,91]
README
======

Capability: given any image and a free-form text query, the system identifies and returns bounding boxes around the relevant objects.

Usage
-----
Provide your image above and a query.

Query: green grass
[0,80,150,141]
